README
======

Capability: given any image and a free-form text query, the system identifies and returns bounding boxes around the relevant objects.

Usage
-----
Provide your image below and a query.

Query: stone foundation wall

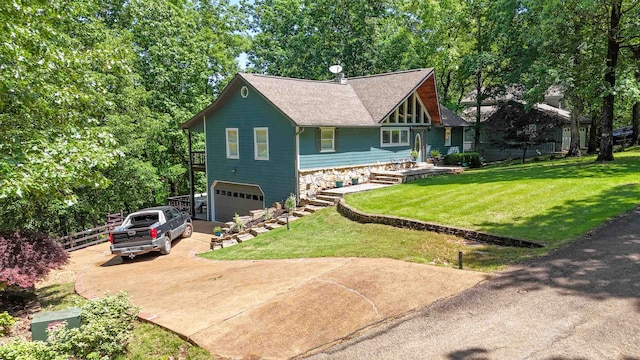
[298,162,412,200]
[337,200,544,248]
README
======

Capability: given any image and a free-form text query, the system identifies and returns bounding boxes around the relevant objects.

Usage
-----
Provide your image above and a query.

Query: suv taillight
[109,233,113,244]
[150,228,157,239]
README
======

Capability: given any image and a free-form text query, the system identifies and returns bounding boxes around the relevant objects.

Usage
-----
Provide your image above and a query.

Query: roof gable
[181,69,442,130]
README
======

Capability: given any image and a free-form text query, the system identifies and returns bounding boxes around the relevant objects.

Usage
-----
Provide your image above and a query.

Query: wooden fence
[58,211,124,252]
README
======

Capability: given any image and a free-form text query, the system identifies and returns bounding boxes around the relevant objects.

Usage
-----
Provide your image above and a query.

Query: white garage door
[213,182,264,222]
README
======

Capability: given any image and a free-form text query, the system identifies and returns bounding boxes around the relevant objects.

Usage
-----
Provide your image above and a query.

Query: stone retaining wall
[337,200,544,248]
[298,162,413,200]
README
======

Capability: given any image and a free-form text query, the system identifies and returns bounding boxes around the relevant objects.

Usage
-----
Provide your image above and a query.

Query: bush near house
[444,152,482,168]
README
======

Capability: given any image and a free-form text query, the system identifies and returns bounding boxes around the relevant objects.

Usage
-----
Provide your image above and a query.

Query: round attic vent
[241,86,249,98]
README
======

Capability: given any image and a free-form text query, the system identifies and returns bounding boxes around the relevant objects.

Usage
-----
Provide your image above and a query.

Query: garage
[212,182,264,222]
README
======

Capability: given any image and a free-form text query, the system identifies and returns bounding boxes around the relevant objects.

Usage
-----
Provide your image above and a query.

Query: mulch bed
[0,288,40,343]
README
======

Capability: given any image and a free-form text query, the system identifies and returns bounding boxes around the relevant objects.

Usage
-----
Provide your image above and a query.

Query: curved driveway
[310,208,640,359]
[73,229,488,359]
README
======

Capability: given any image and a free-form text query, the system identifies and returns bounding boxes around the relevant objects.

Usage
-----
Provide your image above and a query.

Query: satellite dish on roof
[329,65,343,74]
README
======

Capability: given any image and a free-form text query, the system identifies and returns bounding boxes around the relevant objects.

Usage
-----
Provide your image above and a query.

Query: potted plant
[335,180,344,188]
[213,226,222,237]
[351,177,359,185]
[410,150,419,162]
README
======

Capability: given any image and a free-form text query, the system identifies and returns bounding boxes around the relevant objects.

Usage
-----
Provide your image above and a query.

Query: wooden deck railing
[168,195,191,213]
[58,211,124,252]
[191,151,206,167]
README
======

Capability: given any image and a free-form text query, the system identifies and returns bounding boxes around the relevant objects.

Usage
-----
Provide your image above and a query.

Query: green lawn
[346,149,640,246]
[200,207,545,271]
[201,149,640,270]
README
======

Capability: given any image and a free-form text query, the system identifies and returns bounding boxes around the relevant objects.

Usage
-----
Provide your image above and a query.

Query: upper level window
[384,90,431,125]
[381,127,410,147]
[226,128,239,159]
[254,127,269,160]
[320,128,335,152]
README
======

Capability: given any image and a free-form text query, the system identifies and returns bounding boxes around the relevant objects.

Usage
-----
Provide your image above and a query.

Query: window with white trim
[226,128,239,159]
[381,127,410,147]
[320,127,335,152]
[384,90,431,124]
[254,127,269,160]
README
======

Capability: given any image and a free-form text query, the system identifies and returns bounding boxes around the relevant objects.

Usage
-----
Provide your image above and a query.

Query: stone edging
[337,200,545,248]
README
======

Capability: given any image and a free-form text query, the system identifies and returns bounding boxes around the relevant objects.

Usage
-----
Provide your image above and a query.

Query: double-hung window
[320,128,335,152]
[226,128,239,159]
[381,127,410,147]
[254,127,269,160]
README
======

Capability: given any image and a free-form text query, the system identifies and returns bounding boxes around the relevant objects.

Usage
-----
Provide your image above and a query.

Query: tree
[0,230,68,289]
[0,0,126,231]
[460,0,501,151]
[484,102,563,163]
[597,0,640,160]
[248,0,390,78]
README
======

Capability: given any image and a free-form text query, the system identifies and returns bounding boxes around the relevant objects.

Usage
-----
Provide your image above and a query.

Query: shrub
[263,208,273,221]
[49,292,139,360]
[0,340,62,360]
[0,293,138,360]
[230,213,244,233]
[0,229,68,289]
[0,311,17,335]
[285,193,296,212]
[443,152,482,168]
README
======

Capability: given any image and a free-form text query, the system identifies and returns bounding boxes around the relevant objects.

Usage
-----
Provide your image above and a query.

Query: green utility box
[31,307,82,341]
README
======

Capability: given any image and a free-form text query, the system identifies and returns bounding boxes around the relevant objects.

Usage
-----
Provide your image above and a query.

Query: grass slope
[201,207,543,271]
[346,150,640,246]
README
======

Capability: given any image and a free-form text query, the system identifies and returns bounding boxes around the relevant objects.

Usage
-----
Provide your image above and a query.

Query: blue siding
[427,126,465,156]
[299,127,412,169]
[205,83,296,211]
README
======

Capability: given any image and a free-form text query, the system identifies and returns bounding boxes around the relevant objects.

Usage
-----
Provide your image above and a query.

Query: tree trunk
[632,68,640,146]
[474,72,482,151]
[633,101,640,146]
[597,0,622,162]
[587,108,600,154]
[566,95,583,157]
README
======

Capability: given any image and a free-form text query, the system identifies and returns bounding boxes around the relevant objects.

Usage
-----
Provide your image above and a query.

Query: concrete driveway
[310,208,640,359]
[72,227,488,359]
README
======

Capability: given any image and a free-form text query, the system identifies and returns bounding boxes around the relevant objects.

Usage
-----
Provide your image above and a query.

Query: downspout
[295,127,305,204]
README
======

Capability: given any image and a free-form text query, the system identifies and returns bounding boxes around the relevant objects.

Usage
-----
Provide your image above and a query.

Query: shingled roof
[439,105,471,127]
[181,69,441,130]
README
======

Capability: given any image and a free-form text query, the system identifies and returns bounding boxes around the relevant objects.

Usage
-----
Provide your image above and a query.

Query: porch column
[187,130,196,217]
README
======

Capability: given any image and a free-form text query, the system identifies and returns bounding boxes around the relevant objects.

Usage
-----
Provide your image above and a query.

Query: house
[460,86,590,161]
[180,69,467,222]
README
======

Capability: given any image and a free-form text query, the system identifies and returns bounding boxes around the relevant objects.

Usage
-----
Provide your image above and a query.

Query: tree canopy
[1,0,638,236]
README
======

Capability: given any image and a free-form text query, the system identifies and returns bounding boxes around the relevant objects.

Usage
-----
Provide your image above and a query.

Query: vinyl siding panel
[299,127,411,170]
[205,83,296,215]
